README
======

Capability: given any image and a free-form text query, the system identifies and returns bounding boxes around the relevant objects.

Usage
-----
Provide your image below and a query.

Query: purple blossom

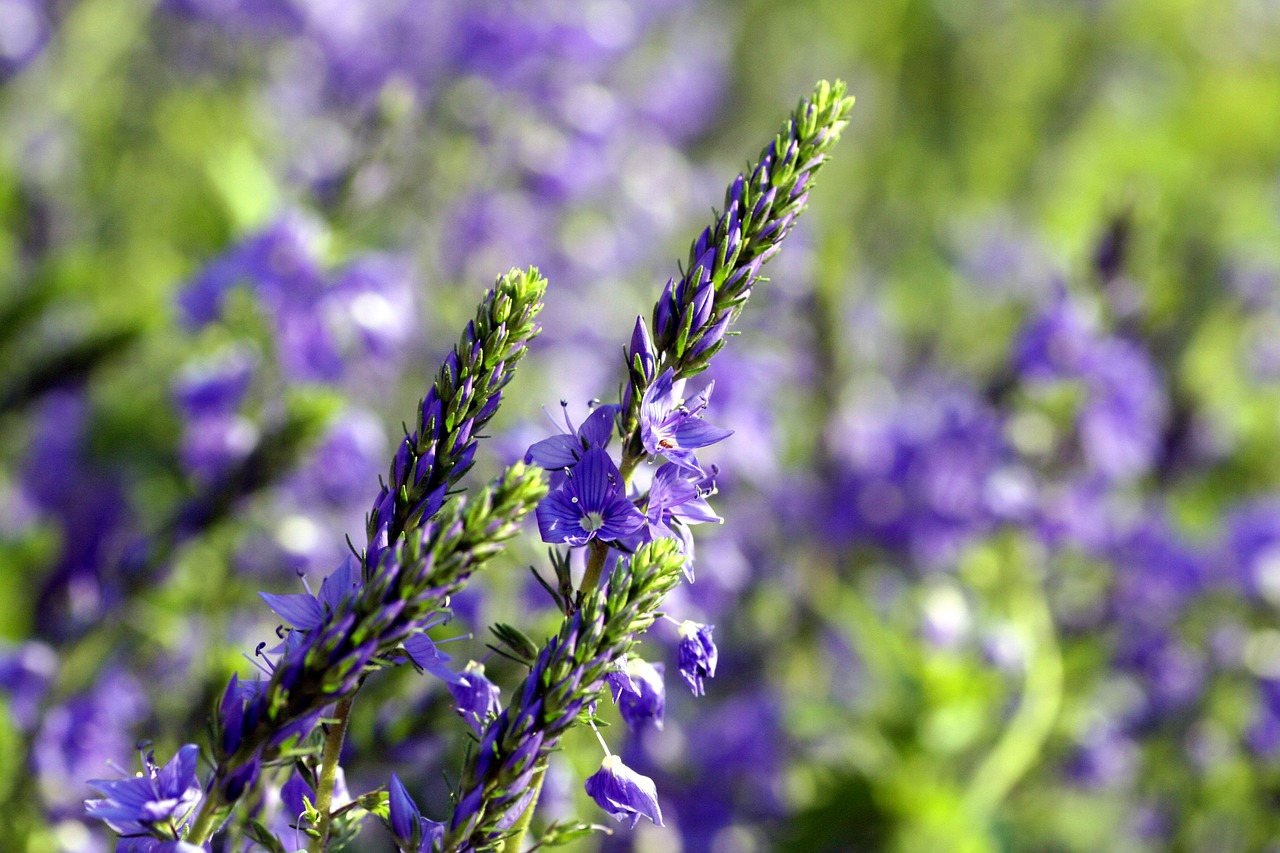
[171,348,256,418]
[524,403,619,473]
[644,463,721,536]
[0,0,52,80]
[34,666,150,817]
[0,641,57,731]
[259,555,363,635]
[534,447,645,546]
[1225,499,1280,601]
[639,369,732,473]
[613,658,666,731]
[176,215,415,383]
[640,463,721,580]
[448,662,501,735]
[676,620,717,696]
[584,754,663,828]
[822,382,1011,568]
[1013,284,1098,379]
[1078,339,1166,482]
[85,744,204,839]
[178,414,260,484]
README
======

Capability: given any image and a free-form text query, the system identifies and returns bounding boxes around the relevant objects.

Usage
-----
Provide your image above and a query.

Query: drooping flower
[676,620,718,696]
[639,369,732,473]
[448,661,501,735]
[583,754,663,828]
[387,773,445,853]
[534,447,645,546]
[85,743,204,840]
[613,658,666,731]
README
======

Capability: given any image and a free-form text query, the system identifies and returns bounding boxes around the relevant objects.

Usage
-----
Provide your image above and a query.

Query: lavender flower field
[5,2,1280,852]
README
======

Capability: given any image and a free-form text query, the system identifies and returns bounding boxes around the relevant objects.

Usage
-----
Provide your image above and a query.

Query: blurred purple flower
[0,0,52,80]
[823,382,1012,569]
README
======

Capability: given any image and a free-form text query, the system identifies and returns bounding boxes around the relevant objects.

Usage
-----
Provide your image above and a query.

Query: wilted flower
[612,658,666,731]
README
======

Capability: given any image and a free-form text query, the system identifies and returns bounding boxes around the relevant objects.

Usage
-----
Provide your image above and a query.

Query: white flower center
[581,511,605,532]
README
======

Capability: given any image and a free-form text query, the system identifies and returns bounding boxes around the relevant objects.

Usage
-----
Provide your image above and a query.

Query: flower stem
[578,539,611,598]
[962,551,1062,819]
[185,791,225,847]
[308,695,356,853]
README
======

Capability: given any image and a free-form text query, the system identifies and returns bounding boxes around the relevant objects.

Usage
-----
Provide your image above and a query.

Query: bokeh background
[4,0,1280,851]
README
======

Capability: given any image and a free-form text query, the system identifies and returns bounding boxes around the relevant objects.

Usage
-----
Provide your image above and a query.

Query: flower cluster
[436,80,853,850]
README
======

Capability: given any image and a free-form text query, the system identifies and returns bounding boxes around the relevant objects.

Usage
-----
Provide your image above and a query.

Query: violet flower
[676,620,718,696]
[639,368,732,473]
[584,754,664,829]
[448,662,502,735]
[614,658,666,732]
[535,447,645,546]
[85,744,204,840]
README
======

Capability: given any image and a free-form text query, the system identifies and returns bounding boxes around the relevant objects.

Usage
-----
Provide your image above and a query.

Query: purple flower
[85,744,204,839]
[0,641,57,731]
[1013,284,1097,380]
[448,661,501,735]
[387,773,445,853]
[645,463,721,535]
[172,348,256,418]
[524,404,619,472]
[639,369,732,473]
[612,658,666,731]
[676,620,717,696]
[584,754,663,828]
[534,447,645,546]
[259,555,363,635]
[642,463,721,579]
[1078,339,1166,482]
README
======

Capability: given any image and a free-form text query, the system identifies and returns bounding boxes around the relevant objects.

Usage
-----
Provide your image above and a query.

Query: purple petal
[259,592,325,632]
[673,418,733,450]
[524,434,580,469]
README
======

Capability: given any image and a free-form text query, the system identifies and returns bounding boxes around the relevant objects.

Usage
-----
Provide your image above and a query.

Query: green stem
[185,789,226,847]
[962,556,1062,819]
[308,696,356,853]
[578,539,611,598]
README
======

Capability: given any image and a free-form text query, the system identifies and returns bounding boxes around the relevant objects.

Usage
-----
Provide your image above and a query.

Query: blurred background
[3,0,1280,850]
